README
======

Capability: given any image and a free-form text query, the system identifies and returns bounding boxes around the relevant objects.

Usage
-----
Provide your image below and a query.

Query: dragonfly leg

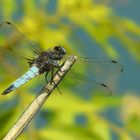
[45,71,49,84]
[51,69,62,95]
[50,69,54,84]
[26,57,35,66]
[33,49,42,55]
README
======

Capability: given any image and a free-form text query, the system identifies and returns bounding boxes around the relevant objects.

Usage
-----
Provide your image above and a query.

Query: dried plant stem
[3,55,77,140]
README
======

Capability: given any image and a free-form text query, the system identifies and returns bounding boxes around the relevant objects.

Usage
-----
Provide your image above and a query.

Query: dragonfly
[0,21,123,96]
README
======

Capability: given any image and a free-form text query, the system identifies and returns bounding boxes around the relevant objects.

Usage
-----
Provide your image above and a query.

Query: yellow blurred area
[0,0,140,140]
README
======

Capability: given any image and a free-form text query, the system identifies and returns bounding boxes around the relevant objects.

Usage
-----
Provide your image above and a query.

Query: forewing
[0,21,42,58]
[0,21,42,76]
[76,56,123,76]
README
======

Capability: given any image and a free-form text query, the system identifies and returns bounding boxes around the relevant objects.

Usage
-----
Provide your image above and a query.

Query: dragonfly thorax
[30,46,66,74]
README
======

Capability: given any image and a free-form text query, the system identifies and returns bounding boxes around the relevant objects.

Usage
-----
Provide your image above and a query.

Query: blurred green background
[0,0,140,140]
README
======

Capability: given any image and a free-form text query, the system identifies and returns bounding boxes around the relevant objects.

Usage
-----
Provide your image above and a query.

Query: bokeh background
[0,0,140,140]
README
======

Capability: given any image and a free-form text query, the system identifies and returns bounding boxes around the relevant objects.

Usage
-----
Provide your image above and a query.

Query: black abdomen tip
[2,89,11,95]
[1,85,15,95]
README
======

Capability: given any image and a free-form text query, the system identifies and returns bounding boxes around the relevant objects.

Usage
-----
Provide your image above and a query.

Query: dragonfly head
[53,46,66,60]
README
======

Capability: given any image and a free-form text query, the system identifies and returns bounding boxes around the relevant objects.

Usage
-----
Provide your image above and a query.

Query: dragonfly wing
[76,56,123,75]
[62,55,123,96]
[65,69,112,97]
[0,21,42,75]
[0,21,42,58]
[0,21,43,94]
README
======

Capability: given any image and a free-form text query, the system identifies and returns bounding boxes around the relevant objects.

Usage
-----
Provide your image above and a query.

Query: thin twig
[3,55,77,140]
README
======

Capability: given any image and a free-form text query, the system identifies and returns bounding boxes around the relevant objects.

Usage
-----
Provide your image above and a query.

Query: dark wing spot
[111,60,117,63]
[111,60,124,72]
[100,83,107,87]
[100,83,113,96]
[6,21,12,25]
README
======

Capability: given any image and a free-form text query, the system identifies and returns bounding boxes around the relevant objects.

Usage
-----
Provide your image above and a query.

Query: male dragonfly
[0,21,123,96]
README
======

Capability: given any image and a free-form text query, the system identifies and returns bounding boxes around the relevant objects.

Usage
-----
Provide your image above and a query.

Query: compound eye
[54,46,60,51]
